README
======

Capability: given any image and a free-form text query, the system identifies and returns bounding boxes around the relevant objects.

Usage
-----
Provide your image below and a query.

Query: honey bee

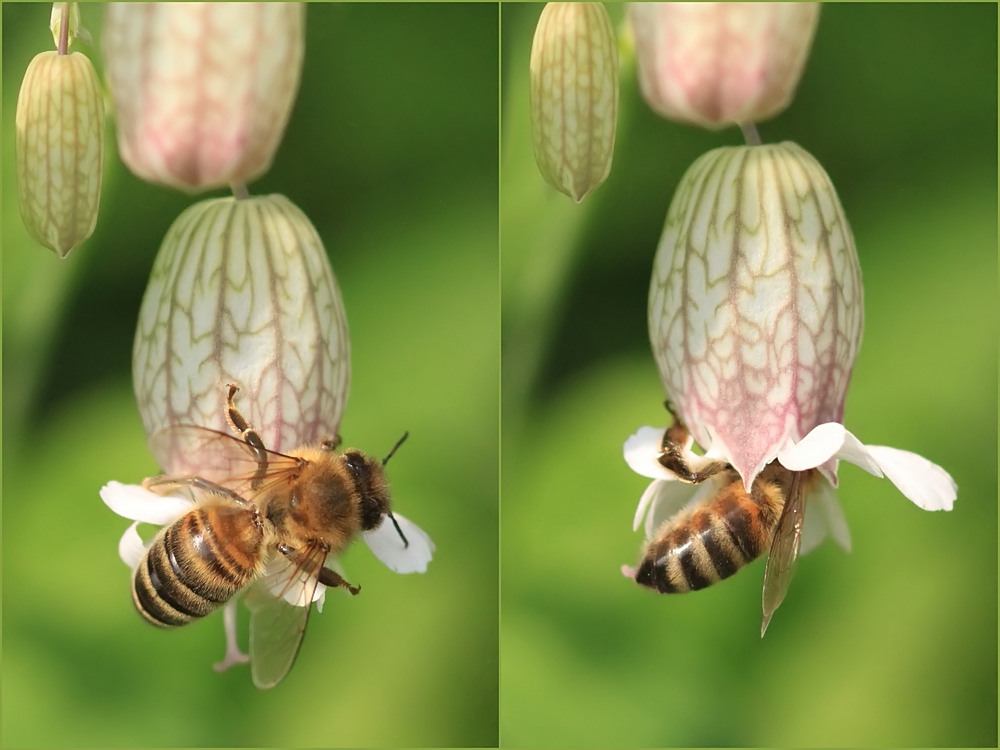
[629,407,814,635]
[133,384,428,687]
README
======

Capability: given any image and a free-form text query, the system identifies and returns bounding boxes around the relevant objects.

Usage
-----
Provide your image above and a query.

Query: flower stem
[57,2,70,55]
[740,121,762,146]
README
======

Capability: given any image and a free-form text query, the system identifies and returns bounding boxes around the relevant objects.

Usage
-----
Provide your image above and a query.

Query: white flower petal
[118,521,148,569]
[314,584,328,613]
[624,426,679,480]
[363,513,434,574]
[776,423,838,469]
[778,423,883,477]
[865,445,957,511]
[100,480,195,525]
[633,479,659,532]
[800,478,851,556]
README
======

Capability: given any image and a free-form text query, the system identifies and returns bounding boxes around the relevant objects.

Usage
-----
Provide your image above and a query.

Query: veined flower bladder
[623,142,956,633]
[131,194,350,458]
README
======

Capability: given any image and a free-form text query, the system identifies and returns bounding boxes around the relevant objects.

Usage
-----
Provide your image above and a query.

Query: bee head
[343,451,390,531]
[343,434,410,547]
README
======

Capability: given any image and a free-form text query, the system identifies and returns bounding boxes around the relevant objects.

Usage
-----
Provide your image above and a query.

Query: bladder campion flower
[101,193,434,680]
[623,142,957,633]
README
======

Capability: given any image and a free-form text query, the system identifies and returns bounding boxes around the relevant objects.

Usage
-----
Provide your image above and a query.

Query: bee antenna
[388,512,409,548]
[382,431,409,466]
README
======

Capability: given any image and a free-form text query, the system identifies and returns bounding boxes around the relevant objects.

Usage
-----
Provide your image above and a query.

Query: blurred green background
[501,3,997,748]
[3,3,497,747]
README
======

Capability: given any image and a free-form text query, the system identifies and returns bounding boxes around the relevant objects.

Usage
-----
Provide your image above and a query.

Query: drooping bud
[102,3,305,192]
[133,194,349,470]
[530,2,619,202]
[628,2,820,129]
[15,49,104,257]
[648,142,863,488]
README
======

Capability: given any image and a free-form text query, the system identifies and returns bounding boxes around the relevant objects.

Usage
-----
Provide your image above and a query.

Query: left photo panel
[2,3,498,747]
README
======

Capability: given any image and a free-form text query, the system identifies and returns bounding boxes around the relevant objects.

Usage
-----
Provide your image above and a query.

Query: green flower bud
[15,50,104,257]
[530,2,618,202]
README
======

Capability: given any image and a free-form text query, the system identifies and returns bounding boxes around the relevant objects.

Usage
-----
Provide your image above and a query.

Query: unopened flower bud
[629,2,820,129]
[530,2,618,202]
[15,50,104,257]
[133,194,349,471]
[649,142,862,487]
[102,3,305,192]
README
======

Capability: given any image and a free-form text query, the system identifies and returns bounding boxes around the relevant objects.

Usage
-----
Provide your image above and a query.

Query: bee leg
[317,567,361,596]
[321,434,342,451]
[142,474,257,511]
[225,383,269,489]
[658,408,729,483]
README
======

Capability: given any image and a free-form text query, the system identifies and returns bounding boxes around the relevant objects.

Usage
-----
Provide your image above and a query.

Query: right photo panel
[500,3,997,747]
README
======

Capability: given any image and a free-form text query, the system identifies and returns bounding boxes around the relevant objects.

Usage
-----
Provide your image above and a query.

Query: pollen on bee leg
[212,600,249,673]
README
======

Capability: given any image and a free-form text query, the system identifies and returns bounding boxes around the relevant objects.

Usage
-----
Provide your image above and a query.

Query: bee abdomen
[634,478,783,594]
[132,507,264,628]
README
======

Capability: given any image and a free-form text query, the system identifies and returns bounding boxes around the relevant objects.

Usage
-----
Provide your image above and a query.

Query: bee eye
[345,453,366,477]
[359,499,383,531]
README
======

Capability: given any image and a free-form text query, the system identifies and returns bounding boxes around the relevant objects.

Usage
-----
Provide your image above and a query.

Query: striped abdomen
[634,471,785,594]
[133,505,265,627]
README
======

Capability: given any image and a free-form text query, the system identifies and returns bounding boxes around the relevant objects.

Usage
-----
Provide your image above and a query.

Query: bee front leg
[225,383,269,489]
[317,567,361,596]
[659,402,729,483]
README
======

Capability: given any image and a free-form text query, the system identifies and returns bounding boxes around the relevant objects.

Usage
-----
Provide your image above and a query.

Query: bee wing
[760,471,806,637]
[148,425,303,499]
[363,512,435,573]
[244,543,327,689]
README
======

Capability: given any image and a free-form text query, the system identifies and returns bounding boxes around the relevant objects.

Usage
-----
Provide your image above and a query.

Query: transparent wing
[245,544,327,690]
[645,479,717,538]
[760,470,806,637]
[800,476,851,556]
[148,425,304,499]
